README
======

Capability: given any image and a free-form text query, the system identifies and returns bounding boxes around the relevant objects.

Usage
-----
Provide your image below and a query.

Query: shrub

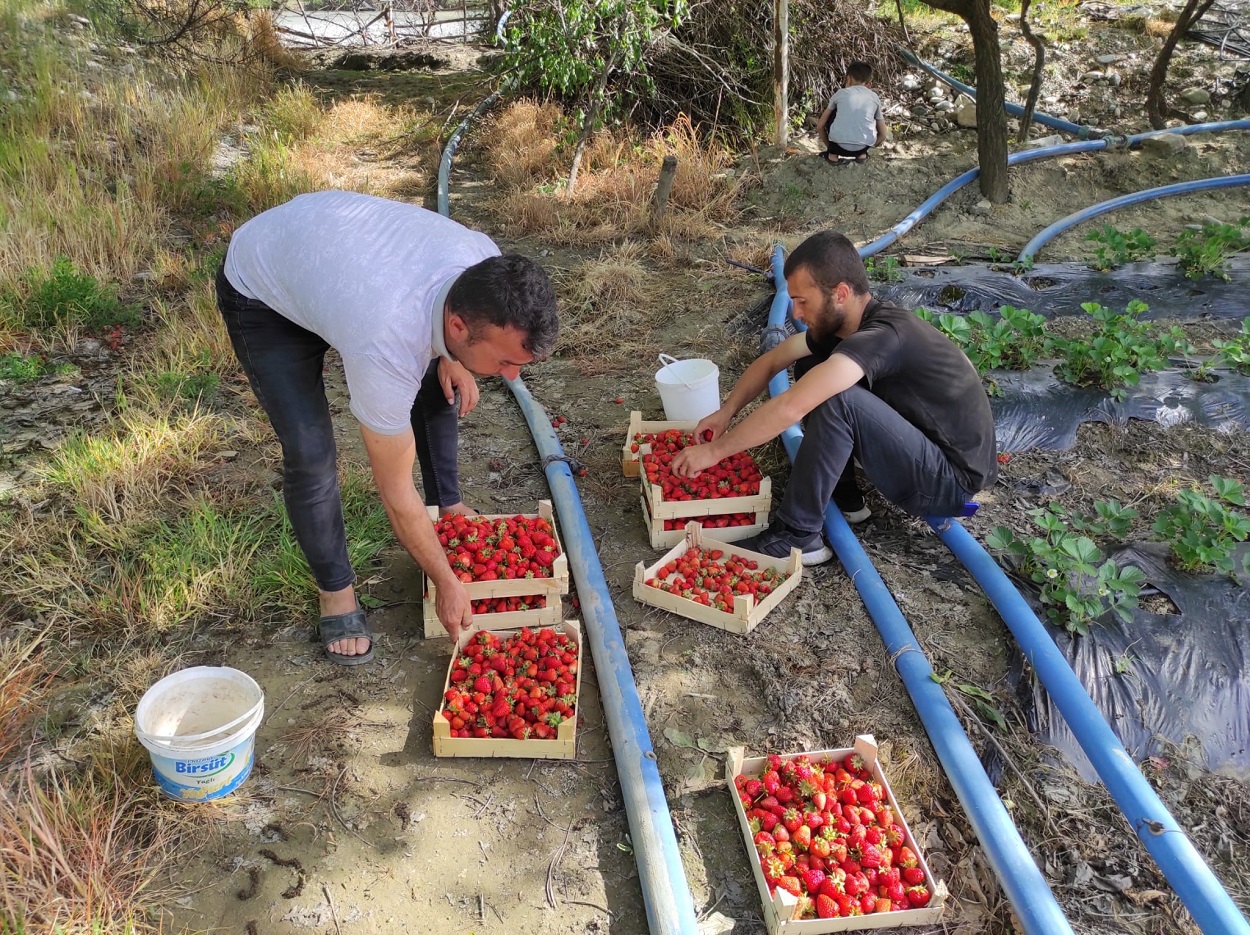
[1,257,138,333]
[1152,476,1250,578]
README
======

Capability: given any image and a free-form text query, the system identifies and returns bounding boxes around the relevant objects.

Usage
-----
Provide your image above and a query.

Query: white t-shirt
[224,190,499,435]
[826,85,883,149]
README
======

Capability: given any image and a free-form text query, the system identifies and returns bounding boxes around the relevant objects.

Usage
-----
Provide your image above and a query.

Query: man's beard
[805,292,845,344]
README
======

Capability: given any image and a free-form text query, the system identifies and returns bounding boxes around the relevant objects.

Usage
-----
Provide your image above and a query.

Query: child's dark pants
[216,265,460,592]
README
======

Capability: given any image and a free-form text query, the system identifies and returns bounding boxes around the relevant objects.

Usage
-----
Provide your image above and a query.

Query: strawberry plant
[443,626,578,740]
[734,752,933,919]
[864,255,903,283]
[1152,476,1250,578]
[434,513,561,582]
[643,545,791,611]
[1085,224,1157,271]
[1175,217,1250,281]
[986,501,1145,635]
[1212,317,1250,375]
[1050,300,1187,402]
[914,305,1049,390]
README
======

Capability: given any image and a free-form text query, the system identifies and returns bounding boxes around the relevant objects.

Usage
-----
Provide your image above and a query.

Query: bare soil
[8,15,1250,935]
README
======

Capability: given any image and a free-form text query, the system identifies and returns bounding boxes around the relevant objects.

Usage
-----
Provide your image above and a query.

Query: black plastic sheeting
[878,258,1250,320]
[1007,543,1250,782]
[991,365,1250,453]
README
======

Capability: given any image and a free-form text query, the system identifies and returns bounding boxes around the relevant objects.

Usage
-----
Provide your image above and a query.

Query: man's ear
[446,311,471,344]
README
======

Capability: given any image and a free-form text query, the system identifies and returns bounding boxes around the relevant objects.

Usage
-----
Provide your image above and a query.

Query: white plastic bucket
[134,666,264,802]
[654,354,721,421]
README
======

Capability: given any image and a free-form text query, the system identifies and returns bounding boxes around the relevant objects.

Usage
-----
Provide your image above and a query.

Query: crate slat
[421,594,563,639]
[640,469,772,521]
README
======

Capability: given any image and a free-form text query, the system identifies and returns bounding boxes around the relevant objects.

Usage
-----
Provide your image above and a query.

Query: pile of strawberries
[637,430,763,502]
[653,509,759,532]
[645,546,791,611]
[470,596,547,615]
[443,627,578,740]
[434,513,560,583]
[734,753,933,919]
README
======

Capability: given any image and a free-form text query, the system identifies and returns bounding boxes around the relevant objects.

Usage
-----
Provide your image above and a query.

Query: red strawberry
[874,897,892,913]
[816,894,836,919]
[782,808,802,833]
[776,876,803,898]
[801,868,825,894]
[763,770,781,795]
[744,778,763,798]
[884,879,905,903]
[902,866,926,886]
[906,885,931,908]
[793,824,812,850]
[897,846,919,869]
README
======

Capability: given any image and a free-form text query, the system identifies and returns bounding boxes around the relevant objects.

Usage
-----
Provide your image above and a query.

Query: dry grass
[0,757,175,933]
[480,104,746,246]
[0,630,49,767]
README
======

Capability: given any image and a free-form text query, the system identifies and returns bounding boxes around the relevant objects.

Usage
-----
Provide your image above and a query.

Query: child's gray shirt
[826,85,883,148]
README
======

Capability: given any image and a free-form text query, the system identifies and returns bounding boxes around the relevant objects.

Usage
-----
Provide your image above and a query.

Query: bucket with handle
[134,666,264,802]
[654,354,721,421]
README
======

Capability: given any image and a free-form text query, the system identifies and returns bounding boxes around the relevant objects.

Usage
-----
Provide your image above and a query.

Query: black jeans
[778,366,972,532]
[216,265,460,592]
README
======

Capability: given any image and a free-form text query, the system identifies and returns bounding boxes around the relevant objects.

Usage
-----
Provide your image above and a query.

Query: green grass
[0,256,138,332]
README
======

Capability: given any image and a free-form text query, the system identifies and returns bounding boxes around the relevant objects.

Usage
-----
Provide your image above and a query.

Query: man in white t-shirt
[217,190,558,665]
[815,61,888,163]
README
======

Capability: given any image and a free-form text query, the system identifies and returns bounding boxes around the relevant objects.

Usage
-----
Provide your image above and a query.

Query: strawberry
[884,879,905,903]
[815,894,836,919]
[776,876,803,898]
[902,866,926,886]
[801,868,825,894]
[793,824,812,850]
[897,846,918,869]
[743,778,763,798]
[763,770,781,795]
[782,808,802,833]
[906,885,931,908]
[874,897,892,914]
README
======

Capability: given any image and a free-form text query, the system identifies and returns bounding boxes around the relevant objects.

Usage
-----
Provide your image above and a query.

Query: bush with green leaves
[915,304,1050,378]
[1212,317,1250,374]
[1152,476,1250,578]
[1175,217,1250,280]
[864,255,902,283]
[1,257,138,332]
[1050,300,1188,401]
[987,500,1145,636]
[0,352,45,383]
[1085,224,1157,271]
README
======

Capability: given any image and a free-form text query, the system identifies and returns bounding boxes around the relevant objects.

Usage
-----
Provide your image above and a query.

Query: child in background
[815,61,887,164]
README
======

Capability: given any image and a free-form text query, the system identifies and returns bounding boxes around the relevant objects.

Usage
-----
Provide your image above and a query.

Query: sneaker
[834,492,872,525]
[739,520,833,567]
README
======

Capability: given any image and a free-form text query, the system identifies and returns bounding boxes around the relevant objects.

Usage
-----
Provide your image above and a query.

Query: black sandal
[318,605,375,666]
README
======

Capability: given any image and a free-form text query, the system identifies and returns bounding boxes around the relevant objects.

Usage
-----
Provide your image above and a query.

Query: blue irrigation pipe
[857,119,1250,258]
[436,91,500,218]
[1018,174,1250,263]
[898,46,1096,138]
[929,518,1250,935]
[439,95,699,935]
[765,247,1075,935]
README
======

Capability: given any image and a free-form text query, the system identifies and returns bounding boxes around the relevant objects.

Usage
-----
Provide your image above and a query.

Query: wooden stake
[649,155,679,230]
[773,0,789,146]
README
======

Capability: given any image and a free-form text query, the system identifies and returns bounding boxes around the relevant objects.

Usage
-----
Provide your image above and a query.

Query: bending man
[217,190,558,663]
[672,230,996,564]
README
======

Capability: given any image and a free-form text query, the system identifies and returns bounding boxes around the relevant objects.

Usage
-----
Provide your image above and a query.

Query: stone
[934,100,954,113]
[1180,87,1211,105]
[1108,72,1122,88]
[1140,133,1189,155]
[910,104,931,117]
[1192,110,1208,122]
[1097,53,1125,65]
[900,73,922,92]
[928,82,946,98]
[971,199,993,217]
[697,912,739,935]
[1027,134,1065,148]
[1080,71,1105,83]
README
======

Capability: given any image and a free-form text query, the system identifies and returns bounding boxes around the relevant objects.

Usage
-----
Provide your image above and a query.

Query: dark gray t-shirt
[806,299,998,492]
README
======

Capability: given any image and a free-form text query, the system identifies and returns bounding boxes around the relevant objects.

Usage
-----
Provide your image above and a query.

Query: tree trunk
[923,0,1009,202]
[773,0,789,146]
[1146,0,1216,129]
[1017,0,1046,144]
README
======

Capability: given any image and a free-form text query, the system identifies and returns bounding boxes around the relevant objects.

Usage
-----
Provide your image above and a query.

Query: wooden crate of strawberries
[728,736,946,932]
[433,620,583,759]
[638,429,770,549]
[633,523,802,635]
[621,411,698,477]
[422,501,569,638]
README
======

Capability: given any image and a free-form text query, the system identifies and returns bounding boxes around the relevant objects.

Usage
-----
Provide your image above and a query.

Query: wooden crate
[640,492,769,549]
[727,736,948,933]
[632,522,802,635]
[424,500,569,609]
[621,411,699,477]
[432,619,583,759]
[421,593,562,639]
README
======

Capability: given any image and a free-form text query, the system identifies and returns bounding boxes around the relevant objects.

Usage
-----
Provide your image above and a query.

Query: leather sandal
[318,604,374,666]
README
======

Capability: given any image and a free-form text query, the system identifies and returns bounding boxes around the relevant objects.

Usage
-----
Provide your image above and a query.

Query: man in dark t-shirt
[672,230,997,564]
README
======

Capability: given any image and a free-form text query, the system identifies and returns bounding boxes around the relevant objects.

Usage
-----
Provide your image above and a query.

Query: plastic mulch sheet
[991,366,1250,453]
[878,258,1250,320]
[1010,543,1250,782]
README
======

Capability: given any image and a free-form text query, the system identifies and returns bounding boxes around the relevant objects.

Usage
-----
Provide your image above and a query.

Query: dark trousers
[216,266,460,592]
[779,362,971,532]
[826,139,869,158]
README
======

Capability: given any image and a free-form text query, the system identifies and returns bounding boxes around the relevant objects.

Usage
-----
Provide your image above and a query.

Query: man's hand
[692,407,732,445]
[438,357,479,417]
[435,576,473,643]
[671,440,722,478]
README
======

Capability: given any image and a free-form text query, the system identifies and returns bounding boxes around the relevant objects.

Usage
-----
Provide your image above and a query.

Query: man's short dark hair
[847,61,872,83]
[448,254,559,358]
[784,230,870,297]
